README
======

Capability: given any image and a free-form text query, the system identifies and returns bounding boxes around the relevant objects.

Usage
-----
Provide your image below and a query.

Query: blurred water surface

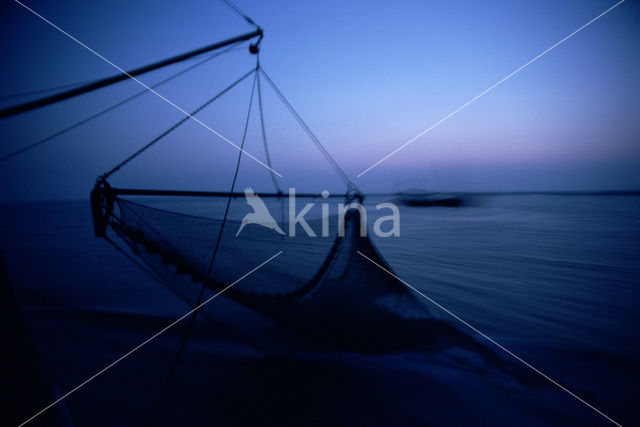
[1,193,638,424]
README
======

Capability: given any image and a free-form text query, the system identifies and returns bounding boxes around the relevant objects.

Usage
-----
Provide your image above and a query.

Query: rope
[220,0,259,27]
[256,60,282,194]
[258,67,356,190]
[150,70,259,422]
[102,67,255,179]
[0,78,98,101]
[0,43,247,163]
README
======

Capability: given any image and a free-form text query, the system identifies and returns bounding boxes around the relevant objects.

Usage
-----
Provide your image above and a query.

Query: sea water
[1,194,638,425]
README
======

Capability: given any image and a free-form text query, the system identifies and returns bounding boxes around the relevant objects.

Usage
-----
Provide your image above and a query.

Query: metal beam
[111,187,347,199]
[0,29,262,118]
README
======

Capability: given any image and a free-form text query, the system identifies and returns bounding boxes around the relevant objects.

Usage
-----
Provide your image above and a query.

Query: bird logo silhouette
[236,187,285,237]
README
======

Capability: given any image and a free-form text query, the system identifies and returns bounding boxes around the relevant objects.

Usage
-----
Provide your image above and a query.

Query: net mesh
[101,192,456,353]
[110,195,345,305]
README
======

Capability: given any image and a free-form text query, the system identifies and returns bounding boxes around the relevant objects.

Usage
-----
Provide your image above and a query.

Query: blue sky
[0,0,638,199]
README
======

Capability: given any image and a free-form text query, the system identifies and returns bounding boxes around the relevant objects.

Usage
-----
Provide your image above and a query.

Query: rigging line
[0,43,247,163]
[205,70,259,286]
[0,78,98,101]
[256,61,282,194]
[8,1,276,174]
[101,67,255,179]
[258,67,356,190]
[150,70,259,423]
[220,0,259,27]
[3,0,263,119]
[1,40,246,102]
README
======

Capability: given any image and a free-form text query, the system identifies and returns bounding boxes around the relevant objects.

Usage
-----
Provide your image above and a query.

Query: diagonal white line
[13,0,283,178]
[19,251,283,427]
[356,251,622,426]
[357,0,626,177]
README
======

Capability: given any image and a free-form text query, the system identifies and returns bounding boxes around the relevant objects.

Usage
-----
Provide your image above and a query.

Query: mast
[0,29,263,119]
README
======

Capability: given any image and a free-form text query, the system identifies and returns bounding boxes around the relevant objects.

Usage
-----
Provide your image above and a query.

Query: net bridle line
[101,67,256,180]
[258,66,357,192]
[150,69,259,420]
[0,42,247,163]
[256,57,282,194]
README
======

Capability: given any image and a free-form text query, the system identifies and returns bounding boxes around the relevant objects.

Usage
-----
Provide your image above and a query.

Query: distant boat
[395,190,470,207]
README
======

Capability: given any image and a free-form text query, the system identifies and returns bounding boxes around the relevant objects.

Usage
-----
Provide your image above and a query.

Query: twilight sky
[0,0,639,200]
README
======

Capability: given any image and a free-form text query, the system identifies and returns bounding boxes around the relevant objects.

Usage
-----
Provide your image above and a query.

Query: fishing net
[86,59,436,351]
[109,194,345,303]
